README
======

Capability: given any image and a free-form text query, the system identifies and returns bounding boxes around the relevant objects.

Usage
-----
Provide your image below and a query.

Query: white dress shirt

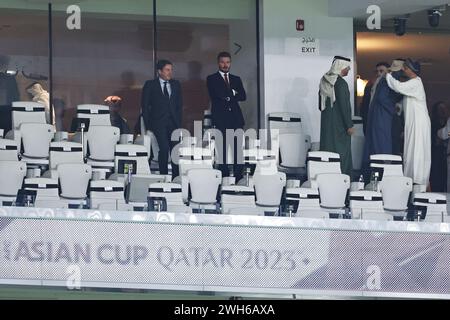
[159,77,171,97]
[219,71,237,96]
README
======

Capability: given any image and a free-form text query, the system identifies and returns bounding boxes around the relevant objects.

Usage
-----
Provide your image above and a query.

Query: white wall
[262,0,355,143]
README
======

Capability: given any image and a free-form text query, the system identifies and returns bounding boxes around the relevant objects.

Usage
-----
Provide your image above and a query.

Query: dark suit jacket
[141,78,183,132]
[207,72,246,130]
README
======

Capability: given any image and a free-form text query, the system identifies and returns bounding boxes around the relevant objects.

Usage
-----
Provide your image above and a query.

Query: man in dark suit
[207,51,246,181]
[141,59,182,178]
[0,55,19,133]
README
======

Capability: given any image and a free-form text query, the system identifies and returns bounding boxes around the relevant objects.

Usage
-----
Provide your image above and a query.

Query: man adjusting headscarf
[319,56,354,176]
[26,82,55,125]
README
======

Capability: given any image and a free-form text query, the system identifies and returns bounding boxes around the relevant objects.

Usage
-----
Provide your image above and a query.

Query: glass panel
[156,0,258,134]
[0,2,49,133]
[51,0,154,133]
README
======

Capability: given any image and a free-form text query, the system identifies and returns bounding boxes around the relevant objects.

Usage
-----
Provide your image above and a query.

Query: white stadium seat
[278,133,307,168]
[0,161,26,205]
[267,112,302,137]
[134,134,151,159]
[303,151,341,188]
[57,163,92,207]
[220,185,256,214]
[148,182,190,213]
[413,192,447,222]
[76,104,111,126]
[114,144,150,175]
[177,146,213,201]
[369,154,403,179]
[11,101,47,130]
[24,177,64,208]
[316,173,350,211]
[0,138,19,161]
[86,125,120,178]
[379,175,412,218]
[47,141,84,175]
[285,187,321,214]
[19,123,55,168]
[86,126,120,161]
[187,168,221,212]
[89,180,128,210]
[349,190,383,219]
[253,171,286,215]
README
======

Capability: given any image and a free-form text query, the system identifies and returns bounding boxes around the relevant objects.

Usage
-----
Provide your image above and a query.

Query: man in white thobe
[385,58,431,192]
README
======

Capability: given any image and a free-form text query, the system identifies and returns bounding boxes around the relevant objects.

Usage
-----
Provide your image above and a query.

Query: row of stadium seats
[0,102,446,222]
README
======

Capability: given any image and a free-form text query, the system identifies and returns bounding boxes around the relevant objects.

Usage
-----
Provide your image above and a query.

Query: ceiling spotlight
[428,8,444,27]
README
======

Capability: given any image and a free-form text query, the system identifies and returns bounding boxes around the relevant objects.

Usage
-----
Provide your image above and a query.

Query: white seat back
[253,171,286,207]
[0,138,19,161]
[187,168,221,204]
[149,182,184,206]
[57,163,92,199]
[349,190,383,219]
[278,133,307,168]
[12,101,47,130]
[180,136,198,148]
[227,207,262,216]
[89,180,125,209]
[243,148,276,164]
[134,134,151,159]
[86,125,120,161]
[76,104,111,126]
[24,178,59,198]
[243,148,278,175]
[147,130,160,163]
[307,151,341,181]
[413,192,447,221]
[178,147,213,176]
[0,161,26,196]
[268,112,302,135]
[285,187,320,212]
[369,154,403,178]
[316,173,350,209]
[379,176,412,211]
[267,113,303,163]
[49,142,83,170]
[114,144,150,175]
[360,212,394,221]
[221,185,256,214]
[23,177,64,208]
[20,123,55,158]
[298,210,329,219]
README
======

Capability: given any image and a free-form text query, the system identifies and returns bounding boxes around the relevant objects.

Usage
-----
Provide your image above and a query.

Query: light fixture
[428,6,446,27]
[356,75,368,97]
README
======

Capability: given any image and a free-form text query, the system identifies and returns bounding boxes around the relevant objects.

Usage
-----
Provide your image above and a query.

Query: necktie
[224,73,230,88]
[163,81,169,98]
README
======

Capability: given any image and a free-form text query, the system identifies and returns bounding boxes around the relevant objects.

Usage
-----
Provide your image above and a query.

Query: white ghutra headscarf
[319,56,351,111]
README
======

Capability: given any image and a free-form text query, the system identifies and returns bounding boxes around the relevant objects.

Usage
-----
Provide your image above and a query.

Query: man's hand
[347,127,355,136]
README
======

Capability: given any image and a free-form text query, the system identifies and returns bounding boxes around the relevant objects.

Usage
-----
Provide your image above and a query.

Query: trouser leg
[155,129,170,175]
